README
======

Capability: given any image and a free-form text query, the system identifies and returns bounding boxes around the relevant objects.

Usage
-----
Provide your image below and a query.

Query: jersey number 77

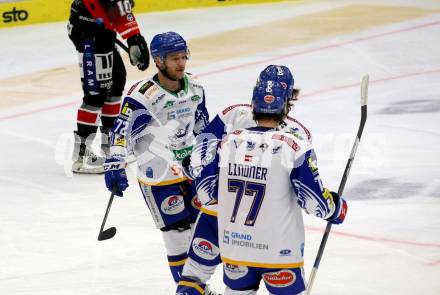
[227,179,266,226]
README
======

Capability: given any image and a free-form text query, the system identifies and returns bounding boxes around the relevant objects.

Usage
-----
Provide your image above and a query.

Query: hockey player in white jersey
[103,32,209,285]
[176,65,313,295]
[182,74,347,295]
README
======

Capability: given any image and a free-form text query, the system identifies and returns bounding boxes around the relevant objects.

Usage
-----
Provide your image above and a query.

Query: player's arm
[104,94,152,195]
[83,0,139,38]
[109,95,151,159]
[193,144,220,205]
[290,149,347,224]
[83,0,149,70]
[193,90,210,136]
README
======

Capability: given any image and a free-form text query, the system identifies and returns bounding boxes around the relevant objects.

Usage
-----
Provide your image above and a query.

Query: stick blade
[361,74,369,106]
[98,227,117,241]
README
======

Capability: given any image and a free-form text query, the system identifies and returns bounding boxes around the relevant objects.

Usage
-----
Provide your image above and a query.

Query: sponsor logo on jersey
[127,81,142,95]
[191,95,201,102]
[259,143,269,152]
[272,145,282,154]
[138,81,154,95]
[279,249,292,256]
[285,117,312,140]
[244,155,253,162]
[223,230,269,250]
[223,230,230,244]
[307,156,318,174]
[224,263,249,280]
[172,146,193,161]
[231,232,252,240]
[164,100,175,109]
[264,95,275,104]
[121,101,135,118]
[161,195,185,215]
[233,138,243,149]
[307,157,318,174]
[246,140,256,151]
[222,104,252,115]
[2,7,28,23]
[272,134,300,151]
[192,238,219,260]
[115,137,126,147]
[263,270,296,287]
[238,110,248,116]
[167,107,191,120]
[146,167,153,178]
[174,123,191,140]
[152,94,166,106]
[291,131,304,140]
[146,85,159,98]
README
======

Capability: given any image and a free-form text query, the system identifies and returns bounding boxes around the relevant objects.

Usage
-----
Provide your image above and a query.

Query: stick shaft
[306,75,369,295]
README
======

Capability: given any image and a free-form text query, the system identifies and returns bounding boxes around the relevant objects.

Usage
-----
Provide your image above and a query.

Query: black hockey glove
[127,34,150,71]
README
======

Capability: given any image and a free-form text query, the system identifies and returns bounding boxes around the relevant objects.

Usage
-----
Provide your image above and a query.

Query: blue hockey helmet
[150,32,189,60]
[252,79,288,115]
[258,65,294,99]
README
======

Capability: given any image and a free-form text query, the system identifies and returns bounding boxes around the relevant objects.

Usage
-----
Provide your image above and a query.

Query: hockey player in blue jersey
[103,32,210,286]
[176,65,312,295]
[178,68,347,295]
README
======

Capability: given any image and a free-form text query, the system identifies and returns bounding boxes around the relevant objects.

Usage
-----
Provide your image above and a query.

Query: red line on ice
[301,68,440,98]
[1,20,439,121]
[196,20,440,77]
[306,225,440,249]
[426,260,440,266]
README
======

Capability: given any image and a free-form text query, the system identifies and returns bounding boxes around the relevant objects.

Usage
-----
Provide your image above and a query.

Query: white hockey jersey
[215,127,337,268]
[188,104,312,215]
[110,73,209,185]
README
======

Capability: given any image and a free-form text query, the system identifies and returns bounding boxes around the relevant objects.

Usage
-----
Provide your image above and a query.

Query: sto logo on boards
[3,7,29,23]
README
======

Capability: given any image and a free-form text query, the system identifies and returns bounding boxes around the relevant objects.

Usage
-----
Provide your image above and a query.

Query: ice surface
[0,1,439,294]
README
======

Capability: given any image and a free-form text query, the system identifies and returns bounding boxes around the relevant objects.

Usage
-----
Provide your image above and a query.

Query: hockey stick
[305,74,369,294]
[116,38,129,53]
[97,186,117,241]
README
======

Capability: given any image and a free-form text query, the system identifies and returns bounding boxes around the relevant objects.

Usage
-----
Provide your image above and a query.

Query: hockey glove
[326,192,348,225]
[181,155,195,181]
[127,34,150,71]
[104,158,128,196]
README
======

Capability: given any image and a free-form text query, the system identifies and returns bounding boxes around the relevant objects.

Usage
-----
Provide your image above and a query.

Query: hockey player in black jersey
[67,0,149,173]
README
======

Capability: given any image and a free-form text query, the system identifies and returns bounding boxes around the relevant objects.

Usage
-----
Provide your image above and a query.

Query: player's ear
[153,56,165,68]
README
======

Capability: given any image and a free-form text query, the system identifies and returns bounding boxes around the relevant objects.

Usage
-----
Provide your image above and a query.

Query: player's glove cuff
[103,158,127,171]
[326,192,348,225]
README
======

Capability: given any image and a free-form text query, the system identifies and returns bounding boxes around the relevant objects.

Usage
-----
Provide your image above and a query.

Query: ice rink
[1,0,439,294]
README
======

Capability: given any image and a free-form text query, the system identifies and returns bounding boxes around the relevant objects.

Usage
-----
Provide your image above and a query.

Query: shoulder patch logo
[121,101,135,118]
[191,95,201,102]
[138,81,154,95]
